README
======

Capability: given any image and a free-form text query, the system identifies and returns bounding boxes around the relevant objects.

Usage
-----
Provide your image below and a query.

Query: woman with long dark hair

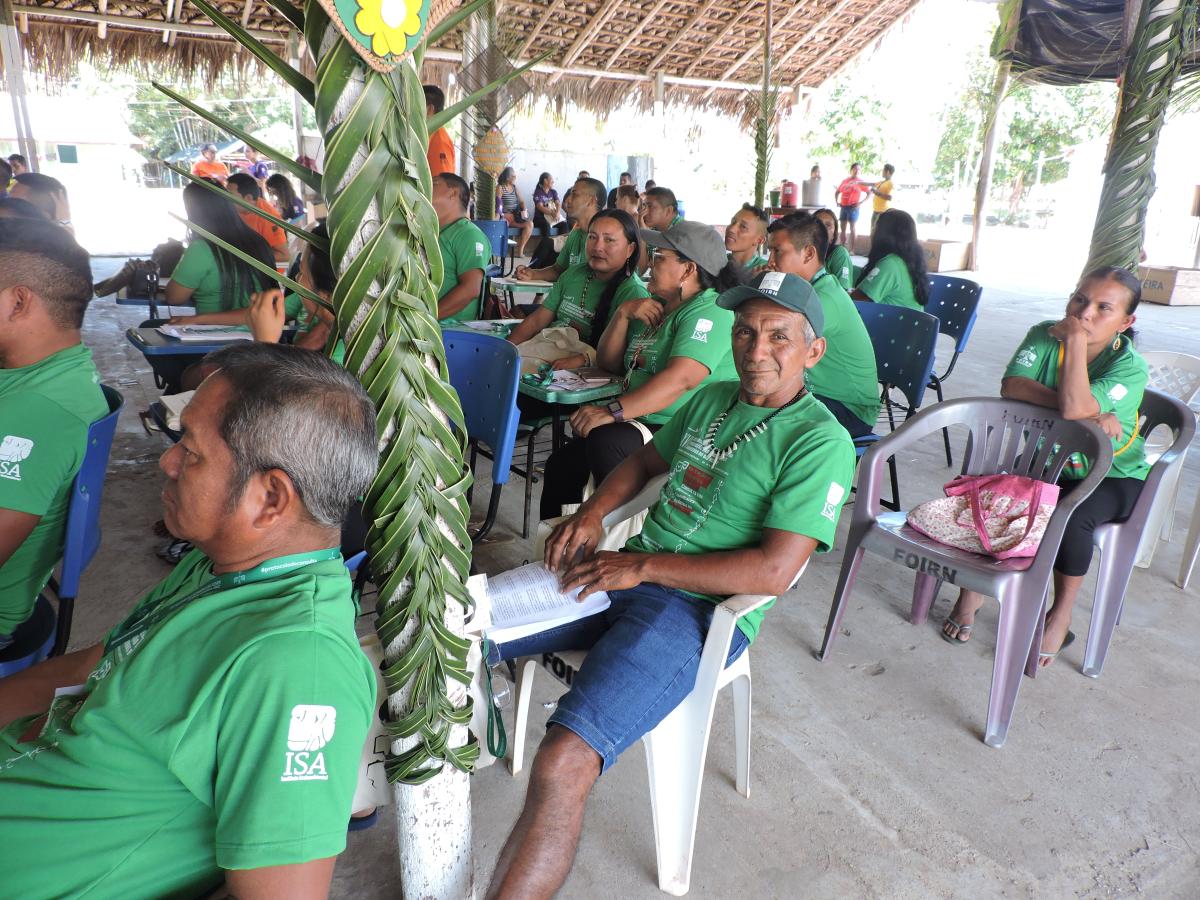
[531,171,566,237]
[165,182,276,315]
[507,209,649,366]
[853,208,928,309]
[815,207,853,291]
[266,173,306,225]
[538,220,747,518]
[496,165,534,257]
[941,267,1149,666]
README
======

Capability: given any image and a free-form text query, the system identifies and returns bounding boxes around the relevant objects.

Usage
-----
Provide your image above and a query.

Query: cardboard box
[920,239,971,272]
[1138,265,1200,306]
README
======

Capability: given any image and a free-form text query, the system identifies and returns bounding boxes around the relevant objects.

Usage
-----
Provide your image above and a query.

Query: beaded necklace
[699,386,807,464]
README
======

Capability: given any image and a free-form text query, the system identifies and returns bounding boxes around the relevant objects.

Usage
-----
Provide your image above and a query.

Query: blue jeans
[490,582,749,772]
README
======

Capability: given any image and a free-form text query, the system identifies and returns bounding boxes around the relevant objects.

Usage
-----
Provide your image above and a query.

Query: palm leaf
[154,82,322,193]
[163,162,328,251]
[168,212,332,313]
[428,51,553,133]
[189,0,315,105]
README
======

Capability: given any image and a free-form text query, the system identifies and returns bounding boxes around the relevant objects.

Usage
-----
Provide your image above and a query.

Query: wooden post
[968,58,1010,271]
[0,0,36,170]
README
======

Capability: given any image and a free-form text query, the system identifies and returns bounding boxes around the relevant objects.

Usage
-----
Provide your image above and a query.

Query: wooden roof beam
[586,0,672,88]
[803,2,913,89]
[643,0,722,74]
[678,0,762,80]
[168,0,187,47]
[790,0,889,90]
[97,0,107,39]
[701,0,810,92]
[162,0,174,43]
[10,5,286,42]
[547,0,626,85]
[516,0,566,59]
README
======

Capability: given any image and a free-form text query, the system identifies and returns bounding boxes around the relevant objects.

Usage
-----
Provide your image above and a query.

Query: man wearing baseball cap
[191,143,229,185]
[486,270,856,897]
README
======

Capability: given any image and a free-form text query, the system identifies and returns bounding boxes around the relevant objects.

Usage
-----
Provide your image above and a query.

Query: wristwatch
[606,400,625,422]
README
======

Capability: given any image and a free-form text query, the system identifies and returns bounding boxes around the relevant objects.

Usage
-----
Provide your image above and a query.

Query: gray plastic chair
[1065,389,1194,677]
[819,396,1112,749]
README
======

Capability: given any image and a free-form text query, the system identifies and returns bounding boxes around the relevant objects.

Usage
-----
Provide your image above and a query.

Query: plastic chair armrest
[600,474,669,529]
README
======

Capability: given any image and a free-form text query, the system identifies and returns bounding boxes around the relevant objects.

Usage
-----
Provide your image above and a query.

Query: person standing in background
[424,84,456,177]
[835,163,870,251]
[802,164,822,207]
[871,164,895,231]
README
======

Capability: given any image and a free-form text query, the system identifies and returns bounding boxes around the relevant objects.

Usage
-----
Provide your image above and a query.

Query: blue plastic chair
[0,385,123,676]
[924,275,983,465]
[442,331,521,541]
[473,218,510,279]
[853,303,940,510]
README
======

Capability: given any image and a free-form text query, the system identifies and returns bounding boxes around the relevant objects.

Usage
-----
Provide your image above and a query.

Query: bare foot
[942,592,984,643]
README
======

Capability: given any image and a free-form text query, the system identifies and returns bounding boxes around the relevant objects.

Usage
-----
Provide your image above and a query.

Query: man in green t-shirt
[766,212,879,437]
[0,219,107,647]
[432,172,490,323]
[724,202,769,271]
[486,272,855,897]
[514,177,606,284]
[0,344,379,898]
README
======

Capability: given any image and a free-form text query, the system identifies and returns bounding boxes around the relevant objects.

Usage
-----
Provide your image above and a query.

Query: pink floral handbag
[906,474,1060,560]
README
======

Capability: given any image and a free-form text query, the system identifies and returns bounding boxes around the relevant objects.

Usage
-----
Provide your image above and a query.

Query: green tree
[933,46,1114,198]
[801,83,889,171]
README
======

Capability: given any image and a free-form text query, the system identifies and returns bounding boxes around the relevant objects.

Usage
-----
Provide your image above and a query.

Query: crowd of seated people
[0,145,1160,900]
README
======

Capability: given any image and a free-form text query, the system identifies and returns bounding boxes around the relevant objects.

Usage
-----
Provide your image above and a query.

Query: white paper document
[491,276,554,288]
[157,324,254,343]
[484,562,609,644]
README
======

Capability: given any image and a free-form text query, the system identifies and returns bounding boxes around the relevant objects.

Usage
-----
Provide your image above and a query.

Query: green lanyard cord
[482,640,508,760]
[104,547,343,655]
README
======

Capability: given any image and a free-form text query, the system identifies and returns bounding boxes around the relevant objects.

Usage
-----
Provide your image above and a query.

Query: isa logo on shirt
[821,482,846,521]
[690,318,714,343]
[281,704,337,782]
[1014,348,1037,369]
[0,435,33,481]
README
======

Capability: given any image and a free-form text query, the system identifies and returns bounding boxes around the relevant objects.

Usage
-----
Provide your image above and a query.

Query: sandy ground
[76,253,1200,899]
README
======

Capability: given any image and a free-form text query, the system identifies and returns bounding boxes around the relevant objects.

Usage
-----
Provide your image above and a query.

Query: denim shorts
[839,204,860,223]
[490,582,749,772]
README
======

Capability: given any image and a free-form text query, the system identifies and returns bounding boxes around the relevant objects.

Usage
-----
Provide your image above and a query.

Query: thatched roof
[8,0,922,114]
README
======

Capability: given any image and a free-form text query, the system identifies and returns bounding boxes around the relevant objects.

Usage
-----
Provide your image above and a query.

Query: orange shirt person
[227,172,288,262]
[424,84,456,177]
[191,144,228,185]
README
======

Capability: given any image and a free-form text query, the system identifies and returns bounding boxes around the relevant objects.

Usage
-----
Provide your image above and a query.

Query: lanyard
[1054,342,1139,457]
[104,547,343,655]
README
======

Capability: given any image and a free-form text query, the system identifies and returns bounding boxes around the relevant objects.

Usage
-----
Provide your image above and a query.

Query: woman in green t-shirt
[852,208,927,310]
[164,182,277,316]
[941,267,1149,667]
[815,207,854,292]
[539,221,745,519]
[507,209,648,366]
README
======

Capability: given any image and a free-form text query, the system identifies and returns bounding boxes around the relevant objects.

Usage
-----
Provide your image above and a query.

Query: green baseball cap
[716,271,825,338]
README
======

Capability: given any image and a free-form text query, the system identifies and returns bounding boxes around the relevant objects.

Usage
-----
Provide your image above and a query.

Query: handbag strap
[965,478,1045,556]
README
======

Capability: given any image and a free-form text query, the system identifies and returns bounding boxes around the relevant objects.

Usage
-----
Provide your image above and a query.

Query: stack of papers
[481,562,610,644]
[547,370,613,391]
[492,276,554,288]
[156,324,254,343]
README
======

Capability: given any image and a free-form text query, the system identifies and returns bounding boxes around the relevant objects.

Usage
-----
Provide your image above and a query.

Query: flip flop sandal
[940,617,974,645]
[1037,629,1076,665]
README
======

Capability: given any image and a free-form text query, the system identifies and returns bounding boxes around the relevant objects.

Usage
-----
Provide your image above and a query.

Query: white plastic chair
[1135,351,1200,569]
[509,474,803,896]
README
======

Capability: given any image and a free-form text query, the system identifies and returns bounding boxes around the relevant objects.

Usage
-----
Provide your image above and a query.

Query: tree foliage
[933,47,1114,194]
[800,83,889,172]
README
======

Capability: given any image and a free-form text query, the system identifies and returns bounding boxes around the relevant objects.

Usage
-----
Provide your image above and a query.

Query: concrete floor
[77,258,1200,898]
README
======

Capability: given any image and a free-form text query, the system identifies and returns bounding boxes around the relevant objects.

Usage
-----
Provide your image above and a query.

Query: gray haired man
[0,344,379,899]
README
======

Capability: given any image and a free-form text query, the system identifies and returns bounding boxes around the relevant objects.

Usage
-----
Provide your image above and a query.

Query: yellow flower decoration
[355,0,423,57]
